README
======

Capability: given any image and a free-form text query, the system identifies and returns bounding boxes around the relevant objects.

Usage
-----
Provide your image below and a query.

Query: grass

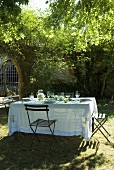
[0,100,114,170]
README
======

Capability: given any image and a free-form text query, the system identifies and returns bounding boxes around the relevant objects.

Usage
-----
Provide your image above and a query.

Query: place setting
[19,90,92,105]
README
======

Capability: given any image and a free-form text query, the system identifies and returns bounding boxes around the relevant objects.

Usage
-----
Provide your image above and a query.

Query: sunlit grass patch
[0,104,114,170]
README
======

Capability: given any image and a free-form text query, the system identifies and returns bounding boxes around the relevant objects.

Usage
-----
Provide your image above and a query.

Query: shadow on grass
[68,153,107,170]
[0,107,8,125]
[0,132,106,170]
[0,107,113,170]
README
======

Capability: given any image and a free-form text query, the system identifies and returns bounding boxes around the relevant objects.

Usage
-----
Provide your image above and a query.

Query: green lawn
[0,102,114,170]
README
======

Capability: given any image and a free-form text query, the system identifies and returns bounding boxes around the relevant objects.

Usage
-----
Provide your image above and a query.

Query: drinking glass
[61,92,64,97]
[47,91,50,98]
[30,93,34,100]
[50,92,54,98]
[75,91,80,98]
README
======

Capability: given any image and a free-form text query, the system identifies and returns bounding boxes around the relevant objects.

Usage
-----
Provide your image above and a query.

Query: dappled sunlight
[61,153,107,170]
[0,107,114,170]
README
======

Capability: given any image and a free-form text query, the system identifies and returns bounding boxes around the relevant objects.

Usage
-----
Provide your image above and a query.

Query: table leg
[92,117,94,132]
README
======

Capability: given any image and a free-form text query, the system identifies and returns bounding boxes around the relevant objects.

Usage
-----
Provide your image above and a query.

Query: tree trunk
[10,59,30,99]
[101,75,107,97]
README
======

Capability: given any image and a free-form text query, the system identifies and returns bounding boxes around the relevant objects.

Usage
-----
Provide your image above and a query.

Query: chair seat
[30,119,56,127]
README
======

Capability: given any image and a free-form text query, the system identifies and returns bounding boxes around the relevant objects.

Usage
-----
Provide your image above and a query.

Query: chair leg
[49,122,56,135]
[4,104,9,115]
[93,118,110,136]
[91,120,110,143]
[97,127,110,143]
[29,125,40,150]
[48,122,57,143]
[96,119,110,136]
[30,125,40,142]
[92,117,95,132]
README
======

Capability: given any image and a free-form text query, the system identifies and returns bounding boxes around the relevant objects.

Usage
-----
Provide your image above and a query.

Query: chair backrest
[24,104,49,124]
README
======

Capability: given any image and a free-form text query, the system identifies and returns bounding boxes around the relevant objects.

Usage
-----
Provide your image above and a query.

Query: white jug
[36,89,45,100]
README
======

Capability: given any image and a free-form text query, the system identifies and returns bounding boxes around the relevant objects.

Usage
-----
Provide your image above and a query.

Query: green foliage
[0,0,114,97]
[48,0,114,50]
[0,0,29,23]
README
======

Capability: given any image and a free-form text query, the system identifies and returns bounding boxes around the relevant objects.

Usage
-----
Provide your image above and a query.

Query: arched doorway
[0,58,18,96]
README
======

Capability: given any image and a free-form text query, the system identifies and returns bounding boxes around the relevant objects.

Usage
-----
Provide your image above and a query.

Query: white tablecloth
[8,97,98,141]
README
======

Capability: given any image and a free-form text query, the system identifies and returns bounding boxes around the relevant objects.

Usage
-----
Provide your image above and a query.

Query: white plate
[22,98,31,102]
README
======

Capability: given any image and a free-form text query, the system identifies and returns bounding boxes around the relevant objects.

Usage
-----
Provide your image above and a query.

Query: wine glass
[47,91,50,98]
[61,92,64,97]
[30,93,34,100]
[75,91,80,98]
[50,92,54,98]
[65,94,70,98]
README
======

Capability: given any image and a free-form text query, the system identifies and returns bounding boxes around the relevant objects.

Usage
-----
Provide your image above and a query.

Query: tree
[0,0,29,23]
[47,0,114,48]
[0,8,73,97]
[46,0,114,97]
[0,9,43,97]
[1,0,114,98]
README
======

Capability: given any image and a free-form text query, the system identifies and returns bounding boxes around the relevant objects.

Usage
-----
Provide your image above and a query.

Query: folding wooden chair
[24,104,57,150]
[91,101,111,143]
